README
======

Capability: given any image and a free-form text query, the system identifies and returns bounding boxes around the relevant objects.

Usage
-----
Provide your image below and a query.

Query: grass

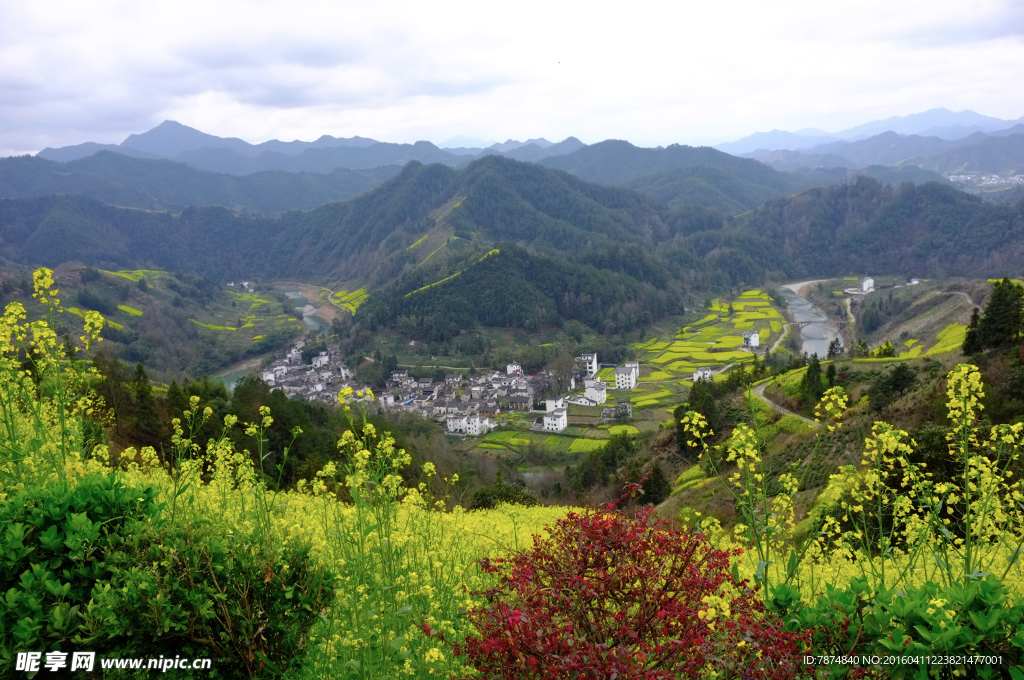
[924,322,967,357]
[631,390,672,403]
[777,414,816,435]
[569,438,607,453]
[190,319,237,331]
[607,425,639,436]
[640,370,672,381]
[716,335,744,348]
[634,399,660,407]
[100,269,165,282]
[117,304,143,317]
[332,288,369,313]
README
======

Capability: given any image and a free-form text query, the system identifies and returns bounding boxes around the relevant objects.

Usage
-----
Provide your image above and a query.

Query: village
[251,336,762,438]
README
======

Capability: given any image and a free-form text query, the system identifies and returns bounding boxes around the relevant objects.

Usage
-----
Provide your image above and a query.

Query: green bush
[770,575,1024,678]
[97,520,333,678]
[0,474,162,665]
[0,474,334,679]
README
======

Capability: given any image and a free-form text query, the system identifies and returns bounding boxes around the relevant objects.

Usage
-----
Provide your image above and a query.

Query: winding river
[780,281,843,359]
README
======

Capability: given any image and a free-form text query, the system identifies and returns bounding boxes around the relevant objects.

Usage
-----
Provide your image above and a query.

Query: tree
[978,278,1024,349]
[826,362,837,387]
[640,464,671,506]
[962,307,983,355]
[800,355,824,404]
[826,337,843,360]
[131,363,162,449]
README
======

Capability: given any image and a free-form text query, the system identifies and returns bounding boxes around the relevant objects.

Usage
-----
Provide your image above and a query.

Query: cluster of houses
[254,346,643,438]
[379,364,538,437]
[257,341,362,405]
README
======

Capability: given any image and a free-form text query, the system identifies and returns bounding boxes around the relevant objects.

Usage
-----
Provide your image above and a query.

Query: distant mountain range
[717,108,1024,155]
[21,110,1024,220]
[36,121,585,176]
[742,127,1024,179]
[14,131,947,217]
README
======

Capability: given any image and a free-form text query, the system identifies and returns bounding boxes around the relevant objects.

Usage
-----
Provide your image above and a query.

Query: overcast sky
[2,0,1023,155]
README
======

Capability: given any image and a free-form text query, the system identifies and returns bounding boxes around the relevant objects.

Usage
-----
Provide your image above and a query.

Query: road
[751,380,820,427]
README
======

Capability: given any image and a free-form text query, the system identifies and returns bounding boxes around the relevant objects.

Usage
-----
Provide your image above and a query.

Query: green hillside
[0,152,395,214]
[540,139,809,211]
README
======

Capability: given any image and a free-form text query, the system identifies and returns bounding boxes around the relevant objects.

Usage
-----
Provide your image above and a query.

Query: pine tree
[826,337,843,360]
[800,355,824,404]
[132,363,162,449]
[641,464,671,506]
[962,307,983,355]
[978,278,1024,349]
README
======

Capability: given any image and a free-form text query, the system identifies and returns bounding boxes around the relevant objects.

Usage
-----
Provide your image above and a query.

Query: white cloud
[0,0,1022,154]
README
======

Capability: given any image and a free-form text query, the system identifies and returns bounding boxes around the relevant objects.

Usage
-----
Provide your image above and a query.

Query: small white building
[447,413,495,436]
[694,367,714,382]
[614,366,637,390]
[312,351,329,369]
[506,362,522,376]
[584,379,607,405]
[624,361,640,380]
[742,330,760,349]
[260,370,276,385]
[862,277,875,293]
[543,408,568,432]
[545,397,565,412]
[576,353,598,377]
[378,393,396,407]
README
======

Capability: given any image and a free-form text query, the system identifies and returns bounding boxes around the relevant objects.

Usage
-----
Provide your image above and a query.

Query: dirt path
[769,324,791,353]
[751,380,819,427]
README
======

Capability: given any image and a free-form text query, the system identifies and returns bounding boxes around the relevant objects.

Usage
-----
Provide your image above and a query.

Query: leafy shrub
[0,473,333,678]
[0,474,162,666]
[470,471,539,509]
[98,520,334,678]
[771,575,1024,678]
[456,506,809,679]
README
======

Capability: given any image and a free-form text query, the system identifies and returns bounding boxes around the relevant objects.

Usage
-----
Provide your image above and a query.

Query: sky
[1,0,1023,155]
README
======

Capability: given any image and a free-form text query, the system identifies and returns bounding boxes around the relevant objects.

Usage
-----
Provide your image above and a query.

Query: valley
[4,114,1024,679]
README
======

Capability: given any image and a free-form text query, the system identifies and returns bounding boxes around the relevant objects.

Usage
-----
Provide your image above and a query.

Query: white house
[506,362,522,376]
[545,397,565,412]
[694,367,714,382]
[624,361,640,380]
[576,353,598,377]
[260,370,276,385]
[378,393,396,407]
[614,366,637,390]
[862,277,875,293]
[312,351,329,369]
[543,408,568,432]
[584,379,607,405]
[742,330,760,349]
[446,413,495,436]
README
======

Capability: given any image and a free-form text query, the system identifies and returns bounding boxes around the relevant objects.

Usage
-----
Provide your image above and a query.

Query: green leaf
[253,650,283,675]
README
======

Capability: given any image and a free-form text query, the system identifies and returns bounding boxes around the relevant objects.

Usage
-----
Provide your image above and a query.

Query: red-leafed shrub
[455,506,809,679]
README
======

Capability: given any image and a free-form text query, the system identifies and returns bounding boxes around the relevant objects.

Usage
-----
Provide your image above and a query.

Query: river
[780,280,843,359]
[285,290,330,334]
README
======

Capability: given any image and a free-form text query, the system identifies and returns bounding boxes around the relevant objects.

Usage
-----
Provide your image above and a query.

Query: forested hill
[539,140,805,213]
[3,157,1023,339]
[0,156,734,284]
[0,153,398,214]
[737,177,1024,278]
